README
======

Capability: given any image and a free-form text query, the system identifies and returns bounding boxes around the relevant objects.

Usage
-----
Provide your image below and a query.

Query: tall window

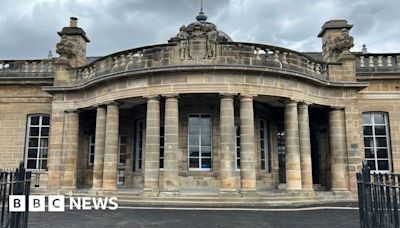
[134,120,144,171]
[235,125,240,170]
[188,114,212,171]
[160,126,165,169]
[260,119,270,172]
[117,135,127,186]
[118,135,127,166]
[25,115,50,170]
[362,112,391,172]
[88,135,95,166]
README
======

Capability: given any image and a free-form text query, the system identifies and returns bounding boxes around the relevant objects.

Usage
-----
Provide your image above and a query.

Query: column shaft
[220,95,237,191]
[329,108,349,191]
[102,103,119,189]
[285,101,302,190]
[62,111,79,189]
[298,103,313,190]
[163,95,179,191]
[92,106,106,189]
[144,97,160,193]
[239,96,257,191]
[47,109,65,191]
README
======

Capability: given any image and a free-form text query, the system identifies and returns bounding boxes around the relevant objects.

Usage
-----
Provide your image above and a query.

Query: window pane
[363,137,374,148]
[189,126,200,135]
[377,149,388,158]
[30,127,39,136]
[29,138,38,147]
[189,147,199,157]
[189,116,200,125]
[31,116,40,125]
[189,136,199,146]
[39,149,48,159]
[365,148,374,158]
[374,114,385,124]
[376,137,387,147]
[260,130,265,138]
[120,136,127,144]
[366,160,376,170]
[28,149,37,158]
[261,161,265,170]
[27,159,37,169]
[363,126,373,136]
[200,116,211,125]
[377,160,389,170]
[201,158,211,169]
[40,160,47,170]
[189,158,199,168]
[201,146,212,157]
[120,145,126,153]
[374,126,386,135]
[41,127,49,136]
[362,114,372,124]
[40,138,48,148]
[119,155,126,164]
[201,136,211,146]
[42,116,50,125]
[236,159,240,169]
[201,125,211,135]
[261,150,265,159]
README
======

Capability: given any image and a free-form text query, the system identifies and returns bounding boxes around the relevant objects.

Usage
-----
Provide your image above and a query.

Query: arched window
[25,114,50,170]
[362,112,391,172]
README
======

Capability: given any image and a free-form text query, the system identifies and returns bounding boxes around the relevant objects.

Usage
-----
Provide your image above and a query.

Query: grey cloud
[0,0,399,59]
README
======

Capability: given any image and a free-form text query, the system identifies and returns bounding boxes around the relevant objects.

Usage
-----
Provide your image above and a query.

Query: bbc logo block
[9,195,118,212]
[9,195,65,212]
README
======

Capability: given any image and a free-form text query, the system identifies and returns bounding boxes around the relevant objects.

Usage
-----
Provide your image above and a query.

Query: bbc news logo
[9,195,119,212]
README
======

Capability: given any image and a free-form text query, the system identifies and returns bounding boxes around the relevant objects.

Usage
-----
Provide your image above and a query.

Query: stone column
[92,106,106,189]
[298,103,313,191]
[329,108,349,191]
[143,96,160,195]
[47,108,66,191]
[220,94,237,192]
[62,110,79,190]
[102,103,119,190]
[162,95,179,193]
[285,100,302,190]
[239,95,257,191]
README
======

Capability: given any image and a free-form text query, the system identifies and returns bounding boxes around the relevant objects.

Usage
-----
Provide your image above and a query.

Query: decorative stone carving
[170,19,230,61]
[323,28,354,62]
[56,35,76,62]
[206,24,218,59]
[177,25,190,60]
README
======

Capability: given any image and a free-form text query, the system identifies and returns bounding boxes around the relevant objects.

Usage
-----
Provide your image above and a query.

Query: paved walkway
[29,206,360,228]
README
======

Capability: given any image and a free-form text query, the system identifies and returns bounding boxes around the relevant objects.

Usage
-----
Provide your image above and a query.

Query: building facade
[0,13,399,199]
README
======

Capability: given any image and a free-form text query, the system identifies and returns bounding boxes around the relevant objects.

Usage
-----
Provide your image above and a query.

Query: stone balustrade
[0,59,54,78]
[355,53,400,75]
[74,42,329,84]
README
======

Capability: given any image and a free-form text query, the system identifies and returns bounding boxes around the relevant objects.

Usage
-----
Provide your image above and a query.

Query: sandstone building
[0,10,398,202]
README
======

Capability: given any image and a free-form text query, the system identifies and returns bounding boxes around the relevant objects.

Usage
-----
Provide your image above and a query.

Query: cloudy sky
[1,0,399,59]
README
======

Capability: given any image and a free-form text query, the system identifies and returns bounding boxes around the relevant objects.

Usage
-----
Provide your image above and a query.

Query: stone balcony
[355,53,400,77]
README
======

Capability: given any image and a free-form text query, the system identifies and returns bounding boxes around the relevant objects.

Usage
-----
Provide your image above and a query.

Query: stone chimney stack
[70,17,78,27]
[55,17,90,68]
[318,20,354,63]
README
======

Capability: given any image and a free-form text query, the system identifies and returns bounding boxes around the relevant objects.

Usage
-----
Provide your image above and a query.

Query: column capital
[163,94,180,99]
[330,106,345,111]
[65,109,79,114]
[92,104,107,110]
[104,101,122,107]
[298,102,311,109]
[143,95,160,100]
[283,99,298,106]
[220,93,237,98]
[239,94,255,99]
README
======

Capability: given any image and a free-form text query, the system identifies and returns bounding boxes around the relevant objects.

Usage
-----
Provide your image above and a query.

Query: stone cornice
[43,65,369,93]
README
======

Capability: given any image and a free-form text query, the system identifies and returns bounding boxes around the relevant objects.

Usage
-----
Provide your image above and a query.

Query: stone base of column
[219,189,241,198]
[159,191,179,197]
[240,189,259,198]
[143,188,160,197]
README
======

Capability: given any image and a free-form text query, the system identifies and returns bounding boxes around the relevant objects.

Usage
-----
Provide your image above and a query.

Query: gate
[357,161,400,228]
[0,162,31,228]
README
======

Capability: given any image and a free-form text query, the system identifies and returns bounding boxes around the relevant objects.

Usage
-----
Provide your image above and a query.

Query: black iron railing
[0,162,31,228]
[357,161,400,228]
